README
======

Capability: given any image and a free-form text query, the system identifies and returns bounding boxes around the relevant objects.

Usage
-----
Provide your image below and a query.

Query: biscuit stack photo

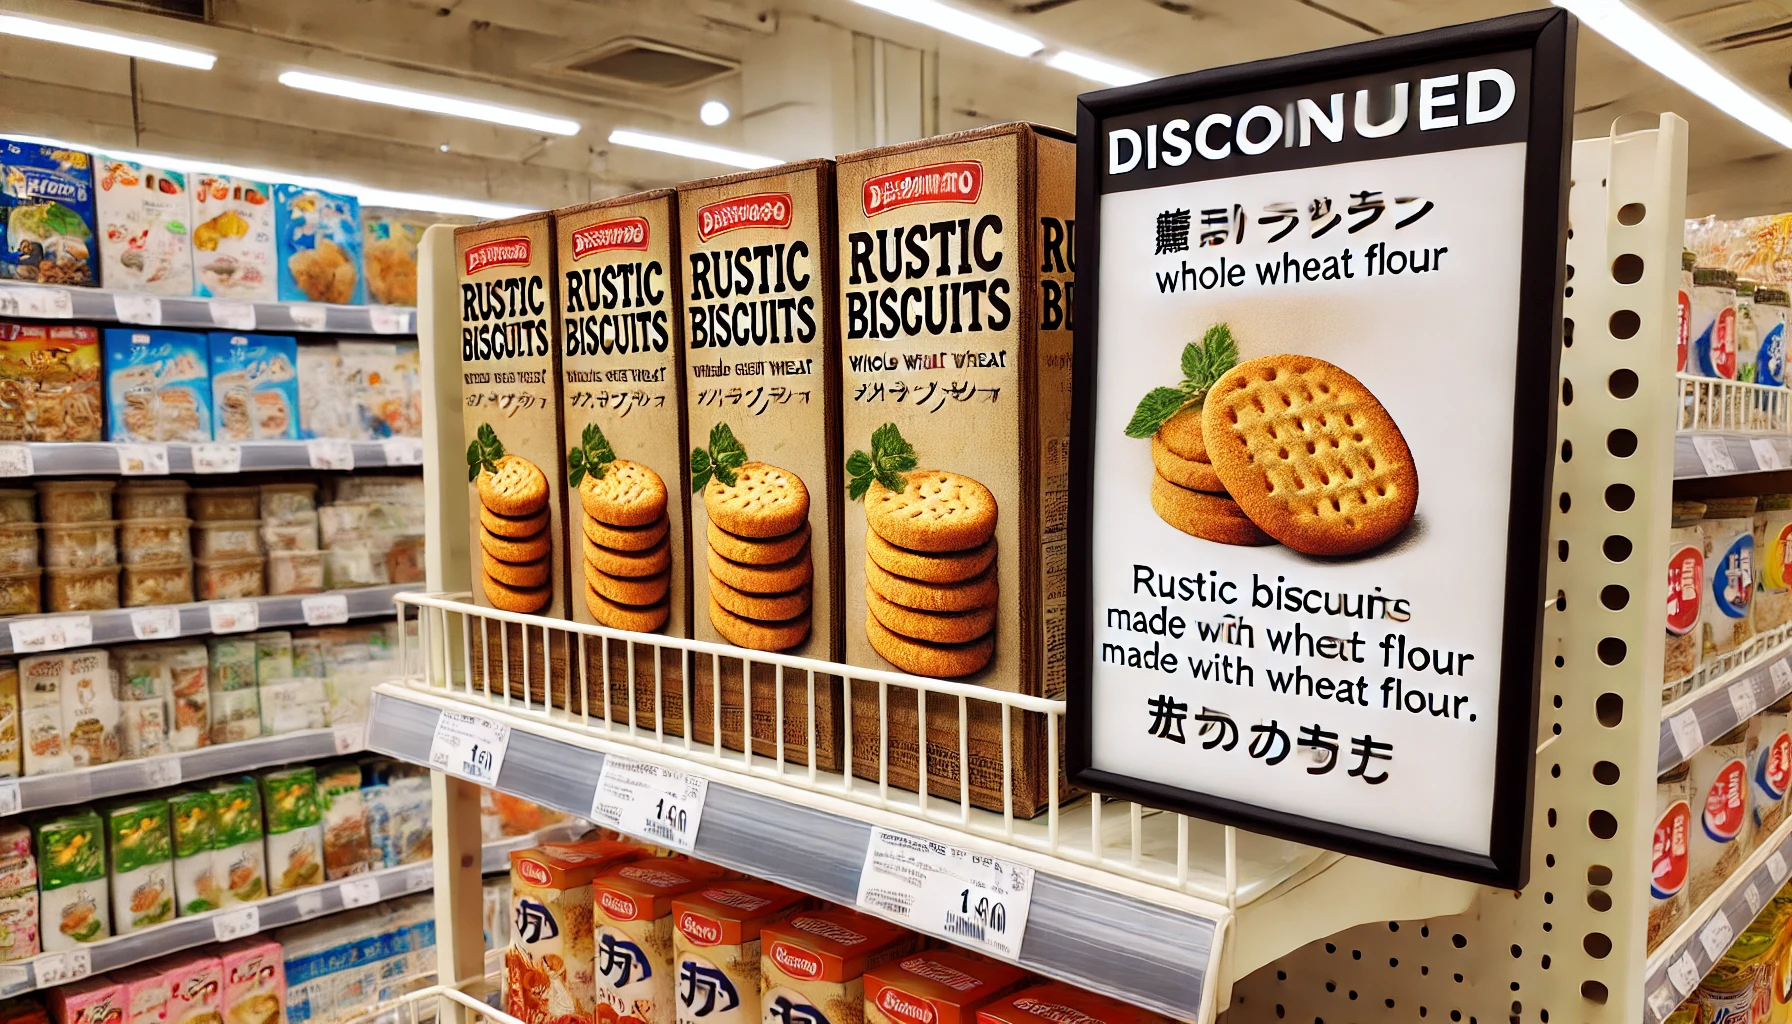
[862,471,999,678]
[478,455,554,614]
[1148,404,1275,548]
[704,461,814,651]
[579,460,673,632]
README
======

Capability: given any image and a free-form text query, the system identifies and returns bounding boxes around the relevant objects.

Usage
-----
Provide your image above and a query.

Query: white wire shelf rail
[0,281,415,335]
[1675,374,1792,477]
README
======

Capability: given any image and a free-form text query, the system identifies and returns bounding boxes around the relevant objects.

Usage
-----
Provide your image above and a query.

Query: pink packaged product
[220,939,285,1024]
[153,952,224,1024]
[111,965,173,1024]
[48,977,126,1024]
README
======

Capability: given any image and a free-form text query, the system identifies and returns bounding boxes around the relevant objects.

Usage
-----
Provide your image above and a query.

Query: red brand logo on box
[599,891,642,921]
[863,161,982,217]
[465,236,531,274]
[572,217,650,259]
[678,911,722,945]
[876,988,938,1024]
[697,193,792,240]
[769,941,822,980]
[514,858,552,886]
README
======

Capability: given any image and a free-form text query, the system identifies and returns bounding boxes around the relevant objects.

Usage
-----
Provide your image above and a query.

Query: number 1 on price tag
[208,602,258,634]
[428,711,510,785]
[340,877,381,908]
[213,905,258,942]
[1694,435,1739,476]
[302,594,349,626]
[590,755,708,852]
[856,827,1034,960]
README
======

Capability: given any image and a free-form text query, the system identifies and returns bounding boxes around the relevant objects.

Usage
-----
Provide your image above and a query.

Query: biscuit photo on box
[847,423,998,678]
[468,423,552,614]
[691,421,813,652]
[1127,323,1418,557]
[568,422,673,634]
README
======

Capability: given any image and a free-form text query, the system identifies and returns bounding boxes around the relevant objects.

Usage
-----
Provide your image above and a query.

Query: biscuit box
[207,333,299,441]
[218,939,285,1024]
[760,908,918,1024]
[104,797,176,933]
[676,161,844,769]
[555,191,691,732]
[108,964,170,1024]
[155,953,224,1024]
[274,184,363,306]
[834,123,1075,816]
[671,881,811,1024]
[94,154,195,296]
[975,985,1174,1024]
[0,140,98,288]
[192,174,275,302]
[506,840,648,1024]
[0,322,103,442]
[37,809,110,950]
[863,950,1029,1024]
[47,977,124,1024]
[103,329,213,443]
[590,858,730,1024]
[456,214,572,700]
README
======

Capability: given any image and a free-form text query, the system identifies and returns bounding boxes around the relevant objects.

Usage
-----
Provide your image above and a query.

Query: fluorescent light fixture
[1047,50,1150,87]
[279,70,579,136]
[608,129,780,170]
[847,0,1043,57]
[1553,0,1792,149]
[700,100,732,126]
[0,14,214,69]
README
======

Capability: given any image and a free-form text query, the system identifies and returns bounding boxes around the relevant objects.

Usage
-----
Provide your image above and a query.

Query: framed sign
[1067,10,1575,888]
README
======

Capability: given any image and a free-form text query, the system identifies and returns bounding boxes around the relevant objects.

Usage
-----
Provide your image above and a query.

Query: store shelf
[0,281,415,335]
[1659,635,1792,773]
[0,583,409,655]
[6,438,424,476]
[479,823,582,873]
[1674,432,1792,478]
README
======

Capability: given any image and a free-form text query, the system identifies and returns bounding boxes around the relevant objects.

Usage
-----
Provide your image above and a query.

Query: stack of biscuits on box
[1147,405,1274,547]
[704,462,814,652]
[862,470,999,678]
[478,455,553,613]
[579,461,673,631]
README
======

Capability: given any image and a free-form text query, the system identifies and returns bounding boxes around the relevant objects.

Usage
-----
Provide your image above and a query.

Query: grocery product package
[167,643,209,750]
[864,951,1030,1024]
[170,788,222,915]
[1692,266,1740,380]
[0,140,98,287]
[275,184,362,305]
[296,344,351,439]
[105,797,176,932]
[1753,696,1792,840]
[339,340,408,439]
[976,984,1176,1024]
[590,858,729,1024]
[46,978,125,1024]
[209,776,267,905]
[669,881,811,1024]
[759,908,918,1024]
[504,840,648,1024]
[0,658,18,777]
[35,809,110,949]
[192,173,275,302]
[0,323,103,441]
[361,207,446,306]
[62,649,118,768]
[220,939,286,1024]
[1704,498,1758,657]
[94,154,195,296]
[20,653,69,776]
[364,772,431,868]
[1692,720,1756,904]
[104,329,213,443]
[318,761,372,879]
[110,964,173,1024]
[0,891,37,961]
[260,766,325,893]
[0,821,38,961]
[208,333,299,441]
[1693,925,1776,1024]
[157,954,224,1024]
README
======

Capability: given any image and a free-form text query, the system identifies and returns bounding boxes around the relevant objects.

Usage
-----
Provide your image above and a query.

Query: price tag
[142,756,181,787]
[9,615,93,653]
[428,710,511,785]
[1752,438,1785,471]
[1772,659,1792,696]
[1771,850,1789,883]
[209,301,255,331]
[290,305,328,331]
[379,437,424,466]
[116,443,170,475]
[368,307,410,334]
[1700,912,1736,960]
[0,446,31,478]
[406,867,431,892]
[1730,680,1760,722]
[1694,435,1739,476]
[294,891,325,920]
[0,783,19,817]
[340,877,382,909]
[333,724,362,754]
[36,949,90,987]
[212,905,259,942]
[589,755,709,853]
[301,594,350,626]
[113,294,163,325]
[1648,985,1680,1023]
[1669,952,1701,996]
[856,826,1035,960]
[1745,882,1764,916]
[307,439,355,470]
[191,443,242,474]
[1669,710,1704,761]
[0,286,73,319]
[208,601,259,634]
[130,606,182,640]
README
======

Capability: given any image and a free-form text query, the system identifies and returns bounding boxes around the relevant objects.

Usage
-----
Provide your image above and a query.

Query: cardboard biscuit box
[590,857,730,1024]
[834,123,1075,816]
[456,213,571,701]
[671,881,810,1024]
[506,839,648,1024]
[976,984,1175,1024]
[677,161,844,768]
[863,950,1030,1024]
[555,191,691,733]
[760,908,918,1024]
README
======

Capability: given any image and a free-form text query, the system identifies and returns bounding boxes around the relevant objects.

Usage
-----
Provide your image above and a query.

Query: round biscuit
[1149,472,1275,546]
[481,504,549,539]
[481,549,549,588]
[583,532,671,578]
[864,555,997,613]
[866,584,994,645]
[865,614,993,678]
[707,543,812,595]
[585,585,670,633]
[482,572,550,613]
[865,470,997,553]
[707,594,809,652]
[709,571,812,622]
[866,530,995,584]
[1156,404,1207,461]
[1202,355,1418,555]
[1151,433,1226,493]
[585,562,670,606]
[579,460,668,528]
[477,455,548,517]
[481,526,551,564]
[583,512,668,553]
[707,520,810,566]
[704,462,809,538]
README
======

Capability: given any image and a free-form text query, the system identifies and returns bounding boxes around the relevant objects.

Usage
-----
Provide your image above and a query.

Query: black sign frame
[1066,9,1575,889]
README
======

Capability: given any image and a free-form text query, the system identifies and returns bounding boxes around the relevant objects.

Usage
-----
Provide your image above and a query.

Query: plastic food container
[46,565,120,612]
[116,481,190,520]
[261,518,318,553]
[0,490,34,524]
[0,570,41,615]
[35,480,115,523]
[123,561,194,607]
[259,483,317,522]
[189,487,259,522]
[0,523,37,573]
[41,521,118,570]
[193,520,262,560]
[324,548,382,588]
[195,556,264,601]
[267,551,325,595]
[119,518,192,565]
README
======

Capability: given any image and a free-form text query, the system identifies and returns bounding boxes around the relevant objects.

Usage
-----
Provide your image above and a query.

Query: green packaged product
[261,765,324,893]
[318,761,371,879]
[207,636,257,691]
[252,631,293,684]
[209,776,266,904]
[35,810,108,949]
[105,799,175,932]
[169,789,221,915]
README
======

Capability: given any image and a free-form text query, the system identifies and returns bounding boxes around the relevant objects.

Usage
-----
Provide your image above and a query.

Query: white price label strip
[294,891,325,920]
[9,615,92,653]
[208,601,259,634]
[368,307,410,334]
[1699,912,1736,960]
[1730,680,1760,721]
[307,438,355,470]
[428,710,511,786]
[856,826,1035,960]
[142,756,181,787]
[212,905,259,942]
[1745,882,1765,916]
[340,877,382,909]
[113,294,162,325]
[117,443,170,475]
[0,286,72,319]
[0,446,32,478]
[290,305,328,331]
[36,949,91,987]
[1669,710,1704,762]
[1773,659,1792,696]
[131,606,182,640]
[1694,435,1739,476]
[1668,952,1701,997]
[1753,438,1786,471]
[191,443,242,474]
[209,300,255,331]
[302,594,349,626]
[0,782,18,817]
[1648,986,1680,1024]
[334,724,362,754]
[589,755,709,853]
[380,437,424,465]
[1771,851,1790,883]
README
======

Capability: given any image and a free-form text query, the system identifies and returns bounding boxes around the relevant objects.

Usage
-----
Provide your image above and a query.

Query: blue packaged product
[207,332,299,440]
[275,185,363,305]
[103,328,212,442]
[0,140,99,288]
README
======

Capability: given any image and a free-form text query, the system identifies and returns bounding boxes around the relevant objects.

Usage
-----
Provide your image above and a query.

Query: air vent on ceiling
[544,37,737,92]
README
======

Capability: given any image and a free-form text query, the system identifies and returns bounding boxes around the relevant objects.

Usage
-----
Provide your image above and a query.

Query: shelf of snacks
[0,283,415,336]
[0,582,409,654]
[7,439,424,477]
[1658,625,1792,770]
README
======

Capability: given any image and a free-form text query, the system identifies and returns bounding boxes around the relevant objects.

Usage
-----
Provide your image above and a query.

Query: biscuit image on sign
[568,423,675,633]
[847,424,997,677]
[467,424,551,614]
[691,422,813,652]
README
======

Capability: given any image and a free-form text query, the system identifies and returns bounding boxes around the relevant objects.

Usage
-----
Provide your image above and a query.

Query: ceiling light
[700,101,731,126]
[0,14,214,69]
[278,70,580,136]
[608,129,780,170]
[847,0,1043,57]
[1047,50,1151,87]
[1553,0,1792,148]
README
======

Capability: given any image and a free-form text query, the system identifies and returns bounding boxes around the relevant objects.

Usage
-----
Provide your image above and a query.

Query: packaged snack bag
[0,140,98,287]
[192,174,274,302]
[0,658,19,777]
[19,652,68,776]
[170,789,222,915]
[760,908,918,1024]
[0,323,104,442]
[105,797,176,932]
[1692,720,1756,904]
[318,761,372,879]
[94,154,194,296]
[670,881,811,1024]
[209,777,267,905]
[35,809,110,949]
[207,333,299,441]
[1651,762,1692,951]
[260,766,325,893]
[63,648,118,768]
[219,939,285,1024]
[0,891,39,961]
[1703,498,1759,657]
[275,185,362,305]
[103,329,213,443]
